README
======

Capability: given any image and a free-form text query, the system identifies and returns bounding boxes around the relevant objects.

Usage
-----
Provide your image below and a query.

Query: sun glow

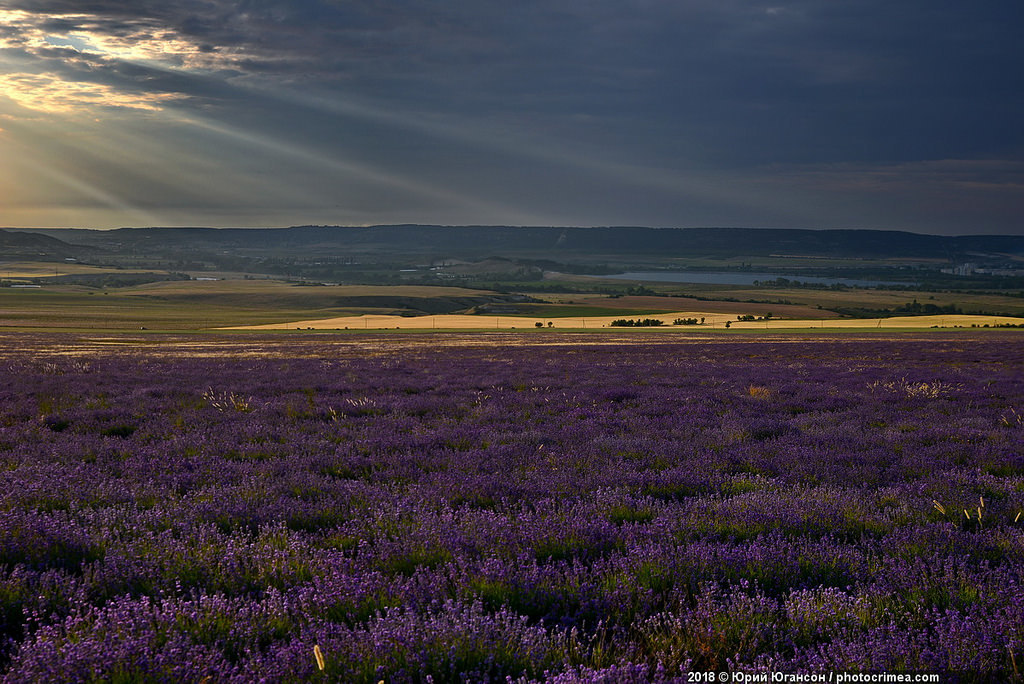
[0,9,235,70]
[0,6,216,117]
[0,73,184,114]
[0,7,246,117]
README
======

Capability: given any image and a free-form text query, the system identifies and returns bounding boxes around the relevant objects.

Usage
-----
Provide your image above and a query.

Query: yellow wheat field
[223,313,1024,331]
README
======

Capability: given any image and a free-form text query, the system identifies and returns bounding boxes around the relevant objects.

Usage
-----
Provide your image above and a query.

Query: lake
[600,271,910,287]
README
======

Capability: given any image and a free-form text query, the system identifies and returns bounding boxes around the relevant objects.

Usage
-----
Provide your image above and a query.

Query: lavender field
[1,332,1023,682]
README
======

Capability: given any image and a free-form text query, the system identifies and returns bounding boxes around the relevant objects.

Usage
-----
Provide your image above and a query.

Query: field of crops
[1,333,1023,682]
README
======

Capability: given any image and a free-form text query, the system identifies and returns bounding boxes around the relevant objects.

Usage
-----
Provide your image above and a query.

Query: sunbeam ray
[240,83,804,225]
[0,123,163,227]
[172,111,554,225]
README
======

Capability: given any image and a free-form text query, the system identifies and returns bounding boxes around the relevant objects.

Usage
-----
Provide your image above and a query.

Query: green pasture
[550,274,1024,317]
[0,285,363,331]
[674,284,1020,311]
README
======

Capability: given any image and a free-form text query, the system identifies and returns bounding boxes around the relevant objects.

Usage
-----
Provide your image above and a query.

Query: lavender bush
[0,333,1022,682]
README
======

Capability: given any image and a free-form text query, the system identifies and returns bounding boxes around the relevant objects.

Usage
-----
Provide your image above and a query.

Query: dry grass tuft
[202,388,254,413]
[1000,408,1023,428]
[746,385,773,399]
[867,378,955,399]
[314,644,325,671]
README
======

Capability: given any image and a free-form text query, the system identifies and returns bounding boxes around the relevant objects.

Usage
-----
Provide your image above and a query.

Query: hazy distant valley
[3,225,1024,328]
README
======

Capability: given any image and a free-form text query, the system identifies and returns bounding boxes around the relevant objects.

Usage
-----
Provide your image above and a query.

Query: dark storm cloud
[1,0,1021,232]
[8,0,1021,161]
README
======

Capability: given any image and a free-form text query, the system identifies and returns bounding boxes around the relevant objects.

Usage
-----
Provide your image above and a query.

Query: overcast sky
[0,1,1021,234]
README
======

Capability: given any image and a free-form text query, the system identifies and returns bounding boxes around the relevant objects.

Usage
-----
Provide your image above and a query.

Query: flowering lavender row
[1,333,1023,682]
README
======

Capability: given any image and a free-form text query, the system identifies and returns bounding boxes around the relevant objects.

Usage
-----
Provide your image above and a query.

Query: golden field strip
[0,261,158,278]
[226,312,1024,331]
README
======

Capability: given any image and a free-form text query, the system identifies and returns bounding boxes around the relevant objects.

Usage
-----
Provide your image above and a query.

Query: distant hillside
[0,228,99,259]
[26,225,1024,261]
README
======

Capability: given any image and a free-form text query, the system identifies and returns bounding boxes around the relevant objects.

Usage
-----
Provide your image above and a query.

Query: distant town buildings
[940,262,1024,277]
[942,263,978,276]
